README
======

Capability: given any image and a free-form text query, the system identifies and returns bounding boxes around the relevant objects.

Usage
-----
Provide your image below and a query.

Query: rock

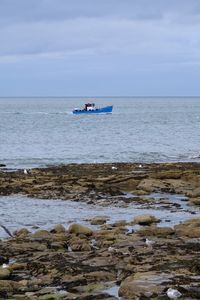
[68,223,93,236]
[14,228,30,238]
[186,187,200,197]
[175,217,200,238]
[9,263,27,271]
[51,224,66,234]
[70,238,91,251]
[90,216,109,225]
[0,280,20,292]
[0,164,6,167]
[0,268,11,279]
[119,272,170,298]
[31,230,52,239]
[189,197,200,206]
[132,214,160,226]
[137,225,174,237]
[137,179,171,193]
[85,271,115,281]
[0,256,8,266]
[38,294,60,300]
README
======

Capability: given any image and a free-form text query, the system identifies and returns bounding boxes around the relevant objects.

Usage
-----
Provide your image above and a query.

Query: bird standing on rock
[145,238,155,247]
[24,169,28,175]
[167,288,182,299]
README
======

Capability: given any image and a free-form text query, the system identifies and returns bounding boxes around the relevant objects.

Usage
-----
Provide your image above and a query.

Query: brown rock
[119,272,170,298]
[189,197,200,206]
[137,225,174,237]
[51,224,66,233]
[90,216,109,225]
[68,223,93,236]
[137,179,170,193]
[0,268,11,279]
[175,217,200,238]
[14,228,30,238]
[31,230,52,239]
[132,214,160,226]
[70,238,91,251]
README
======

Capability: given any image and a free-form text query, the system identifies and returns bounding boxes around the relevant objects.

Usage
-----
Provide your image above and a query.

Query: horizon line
[0,95,200,98]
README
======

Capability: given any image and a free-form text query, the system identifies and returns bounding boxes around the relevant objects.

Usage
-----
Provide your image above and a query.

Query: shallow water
[1,97,200,169]
[0,194,198,239]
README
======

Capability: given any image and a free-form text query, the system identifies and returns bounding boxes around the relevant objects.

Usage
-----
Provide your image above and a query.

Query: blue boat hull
[73,105,113,115]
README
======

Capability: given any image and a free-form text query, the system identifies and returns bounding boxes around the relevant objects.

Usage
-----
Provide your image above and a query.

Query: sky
[0,0,200,96]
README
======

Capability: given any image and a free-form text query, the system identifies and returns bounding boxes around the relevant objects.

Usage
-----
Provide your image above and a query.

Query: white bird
[2,263,8,268]
[167,288,182,299]
[112,166,117,170]
[145,238,155,247]
[139,164,142,168]
[108,246,116,253]
[24,169,28,175]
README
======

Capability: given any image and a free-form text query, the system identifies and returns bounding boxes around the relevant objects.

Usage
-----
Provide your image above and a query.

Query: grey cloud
[1,0,200,25]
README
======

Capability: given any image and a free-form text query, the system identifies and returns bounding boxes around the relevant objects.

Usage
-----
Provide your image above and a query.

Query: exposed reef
[0,163,200,299]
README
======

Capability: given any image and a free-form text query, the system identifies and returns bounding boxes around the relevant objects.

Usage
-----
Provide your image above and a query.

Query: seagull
[2,263,8,268]
[108,246,116,253]
[167,288,182,299]
[145,238,155,247]
[112,166,117,170]
[24,169,28,175]
[139,164,142,168]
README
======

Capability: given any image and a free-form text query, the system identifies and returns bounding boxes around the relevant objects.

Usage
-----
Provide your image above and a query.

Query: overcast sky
[0,0,200,96]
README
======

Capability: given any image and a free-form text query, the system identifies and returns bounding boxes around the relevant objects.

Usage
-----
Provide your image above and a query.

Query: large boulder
[31,230,52,240]
[0,268,11,280]
[14,228,30,238]
[137,225,174,238]
[132,214,160,226]
[119,272,170,298]
[174,217,200,238]
[68,223,93,236]
[51,224,66,234]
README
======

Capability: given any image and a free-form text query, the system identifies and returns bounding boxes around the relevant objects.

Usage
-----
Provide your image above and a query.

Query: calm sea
[0,97,200,169]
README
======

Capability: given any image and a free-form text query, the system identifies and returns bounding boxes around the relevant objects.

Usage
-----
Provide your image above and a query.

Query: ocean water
[0,97,200,169]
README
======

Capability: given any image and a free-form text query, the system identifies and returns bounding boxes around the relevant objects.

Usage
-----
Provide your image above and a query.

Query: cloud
[0,0,200,96]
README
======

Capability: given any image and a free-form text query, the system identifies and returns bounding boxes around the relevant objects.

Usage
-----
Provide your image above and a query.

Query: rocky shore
[0,162,200,299]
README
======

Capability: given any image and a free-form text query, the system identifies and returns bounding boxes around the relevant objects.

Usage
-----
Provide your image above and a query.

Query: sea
[0,97,200,169]
[0,97,200,238]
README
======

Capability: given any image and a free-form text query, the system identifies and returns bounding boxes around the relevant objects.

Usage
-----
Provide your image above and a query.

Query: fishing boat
[72,103,113,115]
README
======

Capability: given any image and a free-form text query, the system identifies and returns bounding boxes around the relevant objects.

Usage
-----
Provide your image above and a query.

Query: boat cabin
[85,103,95,111]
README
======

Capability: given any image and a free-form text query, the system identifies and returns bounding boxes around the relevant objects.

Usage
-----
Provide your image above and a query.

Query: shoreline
[0,162,200,299]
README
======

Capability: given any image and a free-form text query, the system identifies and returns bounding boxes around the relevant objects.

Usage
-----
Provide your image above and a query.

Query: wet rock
[189,197,200,206]
[51,224,66,234]
[137,225,174,237]
[175,217,200,238]
[90,216,109,225]
[0,268,11,279]
[119,272,170,298]
[186,187,200,197]
[70,238,91,251]
[68,223,93,236]
[137,178,171,193]
[0,280,20,292]
[14,228,30,238]
[31,230,52,240]
[132,214,160,226]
